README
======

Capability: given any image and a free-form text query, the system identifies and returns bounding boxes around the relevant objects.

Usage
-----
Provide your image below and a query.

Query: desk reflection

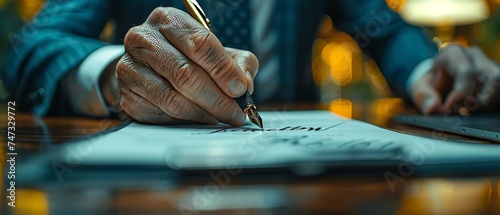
[10,178,500,214]
[2,112,499,214]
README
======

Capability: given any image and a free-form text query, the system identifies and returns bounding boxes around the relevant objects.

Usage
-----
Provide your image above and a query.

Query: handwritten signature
[207,123,343,134]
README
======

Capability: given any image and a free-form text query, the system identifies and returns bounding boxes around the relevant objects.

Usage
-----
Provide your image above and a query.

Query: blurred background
[313,0,500,125]
[0,1,499,214]
[0,0,499,125]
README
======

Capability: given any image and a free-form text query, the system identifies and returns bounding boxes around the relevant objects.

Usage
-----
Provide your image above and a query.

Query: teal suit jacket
[4,0,437,116]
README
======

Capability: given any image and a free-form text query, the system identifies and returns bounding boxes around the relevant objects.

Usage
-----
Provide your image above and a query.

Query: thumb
[236,59,255,95]
[225,47,259,95]
[412,78,443,114]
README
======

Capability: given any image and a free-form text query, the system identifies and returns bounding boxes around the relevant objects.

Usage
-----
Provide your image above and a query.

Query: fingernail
[245,71,252,80]
[245,71,254,95]
[229,79,245,96]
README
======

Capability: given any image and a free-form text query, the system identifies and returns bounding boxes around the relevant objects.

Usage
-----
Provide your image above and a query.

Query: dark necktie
[204,0,252,51]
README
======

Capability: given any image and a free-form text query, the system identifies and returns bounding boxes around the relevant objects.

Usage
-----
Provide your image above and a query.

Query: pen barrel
[235,92,255,110]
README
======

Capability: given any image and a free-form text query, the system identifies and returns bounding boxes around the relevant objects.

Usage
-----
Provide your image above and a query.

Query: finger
[435,45,478,112]
[117,54,218,124]
[466,47,500,110]
[150,7,249,98]
[124,25,246,126]
[411,72,443,114]
[225,47,259,95]
[119,87,180,124]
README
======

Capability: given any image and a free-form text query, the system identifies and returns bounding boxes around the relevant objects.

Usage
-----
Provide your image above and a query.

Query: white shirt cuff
[66,45,124,117]
[406,58,434,96]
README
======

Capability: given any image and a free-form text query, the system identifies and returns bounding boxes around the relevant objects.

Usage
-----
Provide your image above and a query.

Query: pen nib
[245,107,263,130]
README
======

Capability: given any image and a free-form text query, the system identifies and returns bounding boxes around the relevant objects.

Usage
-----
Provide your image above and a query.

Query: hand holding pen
[113,6,261,127]
[182,0,263,128]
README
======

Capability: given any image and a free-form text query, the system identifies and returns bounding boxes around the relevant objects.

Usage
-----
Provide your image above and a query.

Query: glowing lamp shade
[400,0,489,26]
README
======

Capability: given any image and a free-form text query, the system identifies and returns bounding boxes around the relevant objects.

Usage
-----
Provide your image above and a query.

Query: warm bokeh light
[312,15,365,92]
[365,59,390,92]
[312,55,331,86]
[16,0,43,20]
[385,0,406,12]
[99,20,116,42]
[314,30,362,87]
[322,42,352,86]
[369,98,404,126]
[329,99,352,119]
[15,189,49,215]
[398,179,493,214]
[454,36,469,47]
[318,14,333,36]
[435,25,456,43]
[312,15,395,122]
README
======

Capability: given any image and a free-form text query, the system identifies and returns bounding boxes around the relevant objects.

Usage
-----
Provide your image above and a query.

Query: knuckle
[124,26,143,47]
[189,29,213,58]
[156,52,176,74]
[150,7,174,24]
[151,7,165,17]
[211,95,232,116]
[124,25,158,51]
[439,44,465,59]
[241,50,253,58]
[467,46,482,54]
[149,7,192,31]
[164,91,187,116]
[116,55,135,75]
[212,57,238,82]
[116,57,142,89]
[241,50,259,72]
[145,81,168,104]
[444,44,464,52]
[237,50,253,64]
[246,51,258,62]
[115,59,127,76]
[172,63,202,91]
[187,30,239,83]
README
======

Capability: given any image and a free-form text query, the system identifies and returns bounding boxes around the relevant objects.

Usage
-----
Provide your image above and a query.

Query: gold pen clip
[186,0,211,29]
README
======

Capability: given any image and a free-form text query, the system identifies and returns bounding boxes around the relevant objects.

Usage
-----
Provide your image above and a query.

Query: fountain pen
[182,0,263,129]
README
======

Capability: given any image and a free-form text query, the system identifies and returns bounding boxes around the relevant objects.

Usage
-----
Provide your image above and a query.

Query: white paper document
[57,111,500,175]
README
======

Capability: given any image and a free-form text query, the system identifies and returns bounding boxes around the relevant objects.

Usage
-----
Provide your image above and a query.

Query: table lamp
[399,0,490,44]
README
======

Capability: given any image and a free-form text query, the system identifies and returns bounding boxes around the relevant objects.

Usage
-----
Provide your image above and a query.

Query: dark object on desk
[395,114,500,143]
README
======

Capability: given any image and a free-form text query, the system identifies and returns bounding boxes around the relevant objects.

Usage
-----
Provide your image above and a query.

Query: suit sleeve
[327,0,438,101]
[4,0,113,116]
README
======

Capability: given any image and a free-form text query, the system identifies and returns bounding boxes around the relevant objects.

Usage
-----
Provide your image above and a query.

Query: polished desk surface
[1,104,499,215]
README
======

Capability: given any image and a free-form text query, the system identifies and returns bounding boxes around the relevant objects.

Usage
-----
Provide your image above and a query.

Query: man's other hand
[411,44,500,114]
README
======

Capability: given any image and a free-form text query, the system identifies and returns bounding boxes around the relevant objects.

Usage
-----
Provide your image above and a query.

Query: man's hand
[411,44,500,114]
[114,7,258,125]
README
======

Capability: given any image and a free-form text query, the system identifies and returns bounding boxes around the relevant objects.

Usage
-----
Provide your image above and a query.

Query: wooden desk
[1,108,499,215]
